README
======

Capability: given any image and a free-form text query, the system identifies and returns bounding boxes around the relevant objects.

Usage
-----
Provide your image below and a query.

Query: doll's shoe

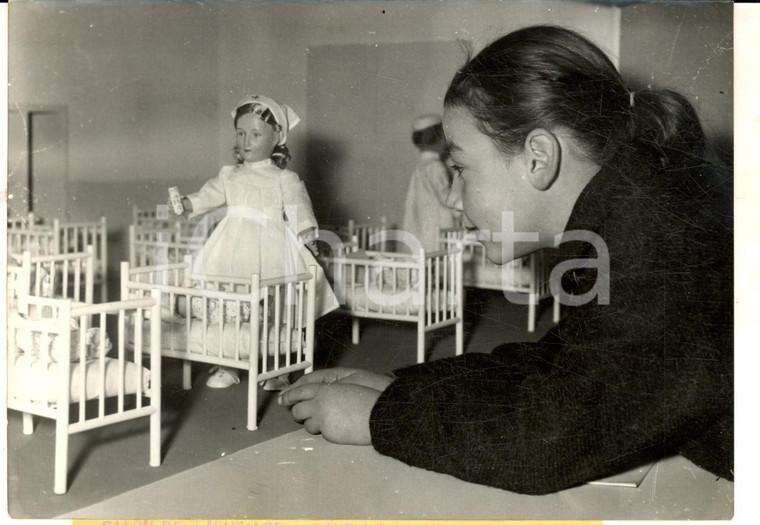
[260,376,291,391]
[207,366,240,388]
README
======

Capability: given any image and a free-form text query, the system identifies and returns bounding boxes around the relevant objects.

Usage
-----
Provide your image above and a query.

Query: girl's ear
[523,129,560,191]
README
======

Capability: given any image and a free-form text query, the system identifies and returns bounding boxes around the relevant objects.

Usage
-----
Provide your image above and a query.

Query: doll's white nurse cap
[412,113,442,132]
[231,95,301,146]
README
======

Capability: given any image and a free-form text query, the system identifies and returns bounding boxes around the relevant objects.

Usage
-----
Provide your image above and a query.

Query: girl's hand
[278,382,381,445]
[282,367,394,393]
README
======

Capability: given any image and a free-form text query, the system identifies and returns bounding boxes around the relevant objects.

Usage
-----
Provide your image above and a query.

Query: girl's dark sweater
[369,157,733,495]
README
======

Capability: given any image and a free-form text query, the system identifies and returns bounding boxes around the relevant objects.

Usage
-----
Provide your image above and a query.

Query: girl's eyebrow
[444,140,461,157]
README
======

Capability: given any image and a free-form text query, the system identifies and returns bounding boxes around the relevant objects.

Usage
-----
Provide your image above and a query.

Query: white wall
[8,0,621,263]
[214,1,621,224]
[619,1,733,164]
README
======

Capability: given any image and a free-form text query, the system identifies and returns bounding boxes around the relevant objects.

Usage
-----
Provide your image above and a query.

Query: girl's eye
[449,164,464,178]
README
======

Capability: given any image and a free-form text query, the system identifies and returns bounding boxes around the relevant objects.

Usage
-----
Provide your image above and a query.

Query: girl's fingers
[278,382,322,406]
[290,400,314,422]
[303,418,321,435]
[282,369,339,393]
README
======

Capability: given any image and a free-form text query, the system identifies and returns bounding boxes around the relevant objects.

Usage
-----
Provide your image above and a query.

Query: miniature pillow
[189,284,252,323]
[14,315,112,363]
[366,255,420,291]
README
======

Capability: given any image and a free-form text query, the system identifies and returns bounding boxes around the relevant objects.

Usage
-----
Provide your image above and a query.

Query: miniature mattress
[9,355,150,404]
[142,319,304,359]
[462,254,532,289]
[342,280,420,314]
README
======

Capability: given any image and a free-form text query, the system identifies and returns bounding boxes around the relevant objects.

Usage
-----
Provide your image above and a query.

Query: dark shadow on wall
[304,134,349,227]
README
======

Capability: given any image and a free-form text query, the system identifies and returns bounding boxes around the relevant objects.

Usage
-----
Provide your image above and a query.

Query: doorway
[7,106,68,222]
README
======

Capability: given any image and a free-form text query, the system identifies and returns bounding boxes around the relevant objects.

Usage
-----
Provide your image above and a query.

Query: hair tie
[629,91,635,109]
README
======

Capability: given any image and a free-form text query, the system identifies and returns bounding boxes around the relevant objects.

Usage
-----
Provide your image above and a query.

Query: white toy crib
[322,216,389,252]
[132,203,221,240]
[439,228,559,332]
[7,285,162,494]
[121,256,317,431]
[7,246,96,312]
[321,246,464,364]
[8,216,108,302]
[128,224,203,267]
[7,222,59,255]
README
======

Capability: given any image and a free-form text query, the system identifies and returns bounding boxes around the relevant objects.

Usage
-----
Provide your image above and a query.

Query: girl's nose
[446,177,465,212]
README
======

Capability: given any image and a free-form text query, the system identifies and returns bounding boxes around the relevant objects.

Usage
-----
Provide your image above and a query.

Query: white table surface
[63,429,733,520]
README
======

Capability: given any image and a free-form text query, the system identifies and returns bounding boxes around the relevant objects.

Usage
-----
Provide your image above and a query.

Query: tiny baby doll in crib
[171,94,339,389]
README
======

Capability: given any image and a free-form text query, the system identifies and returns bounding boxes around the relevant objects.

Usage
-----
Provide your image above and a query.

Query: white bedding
[143,319,304,359]
[9,355,151,404]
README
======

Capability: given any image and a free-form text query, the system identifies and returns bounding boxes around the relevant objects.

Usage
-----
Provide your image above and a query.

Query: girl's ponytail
[444,25,710,172]
[625,89,707,168]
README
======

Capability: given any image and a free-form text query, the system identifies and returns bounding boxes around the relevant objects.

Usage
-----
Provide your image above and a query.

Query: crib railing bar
[297,281,305,363]
[134,307,144,410]
[78,314,89,423]
[250,272,261,412]
[426,259,432,325]
[257,361,311,382]
[68,406,156,435]
[274,284,281,371]
[285,284,293,368]
[98,311,107,418]
[215,295,223,362]
[436,256,442,324]
[118,309,126,413]
[72,297,157,315]
[234,298,242,362]
[262,290,269,374]
[444,255,450,320]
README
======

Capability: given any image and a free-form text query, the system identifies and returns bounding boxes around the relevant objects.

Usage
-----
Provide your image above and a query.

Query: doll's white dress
[401,150,458,252]
[186,158,338,318]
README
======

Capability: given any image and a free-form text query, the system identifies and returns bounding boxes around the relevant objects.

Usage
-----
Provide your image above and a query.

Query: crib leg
[247,373,258,431]
[54,420,69,495]
[527,294,537,333]
[455,319,464,356]
[22,413,34,435]
[553,296,560,324]
[149,418,161,467]
[417,328,425,364]
[182,361,192,390]
[351,318,360,345]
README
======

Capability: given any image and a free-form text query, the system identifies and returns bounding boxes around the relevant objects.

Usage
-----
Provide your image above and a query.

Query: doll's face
[235,113,279,163]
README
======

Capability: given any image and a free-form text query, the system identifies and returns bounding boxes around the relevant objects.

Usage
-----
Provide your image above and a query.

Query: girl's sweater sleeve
[186,168,228,218]
[280,170,318,237]
[370,328,727,495]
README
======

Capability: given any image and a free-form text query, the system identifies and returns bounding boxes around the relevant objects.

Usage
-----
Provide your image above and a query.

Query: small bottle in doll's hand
[168,187,184,216]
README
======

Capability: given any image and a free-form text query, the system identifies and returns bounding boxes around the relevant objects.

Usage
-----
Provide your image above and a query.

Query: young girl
[279,26,733,494]
[172,94,338,389]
